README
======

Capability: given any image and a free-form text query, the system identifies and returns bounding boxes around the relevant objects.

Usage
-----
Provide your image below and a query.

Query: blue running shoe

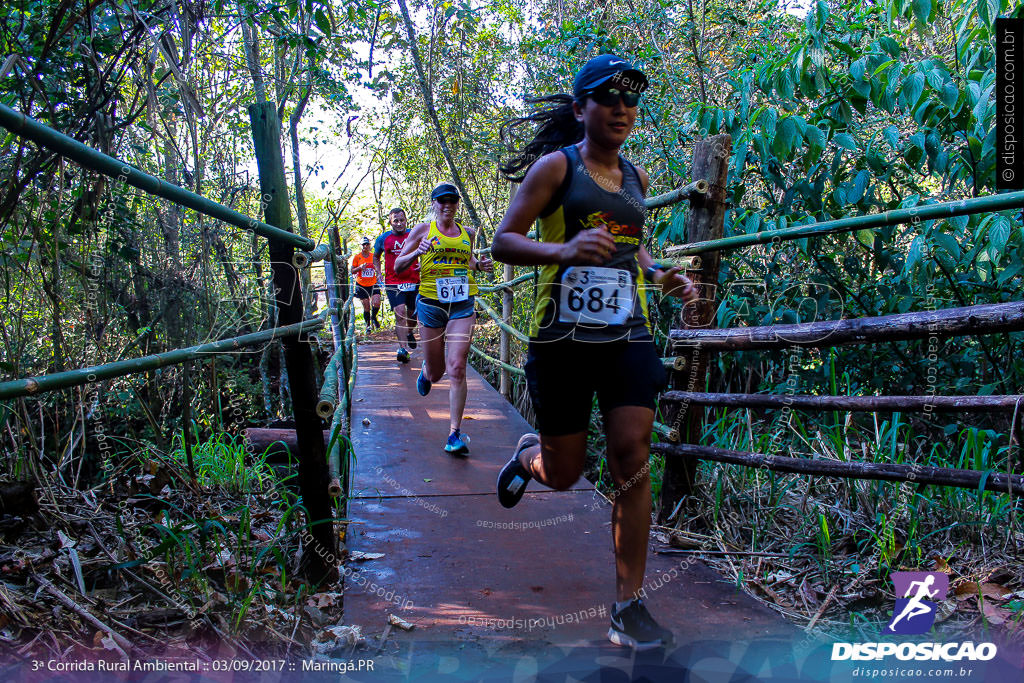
[417,362,431,396]
[444,429,469,456]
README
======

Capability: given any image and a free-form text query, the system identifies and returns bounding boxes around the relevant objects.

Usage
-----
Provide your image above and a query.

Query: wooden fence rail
[651,443,1024,496]
[670,301,1024,351]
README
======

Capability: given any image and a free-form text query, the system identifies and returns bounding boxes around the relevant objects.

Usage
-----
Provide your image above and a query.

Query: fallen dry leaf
[981,599,1010,625]
[348,551,384,561]
[934,599,957,624]
[953,582,1011,601]
[387,613,415,631]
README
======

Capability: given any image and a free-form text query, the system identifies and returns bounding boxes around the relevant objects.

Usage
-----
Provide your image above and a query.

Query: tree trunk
[240,18,267,103]
[395,0,484,230]
[290,83,313,318]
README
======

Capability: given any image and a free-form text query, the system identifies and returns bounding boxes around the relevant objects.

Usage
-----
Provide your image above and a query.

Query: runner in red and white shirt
[374,208,420,363]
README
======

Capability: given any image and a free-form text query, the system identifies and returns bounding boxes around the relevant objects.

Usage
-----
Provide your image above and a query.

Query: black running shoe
[396,348,410,363]
[407,331,417,349]
[607,599,674,651]
[496,433,538,508]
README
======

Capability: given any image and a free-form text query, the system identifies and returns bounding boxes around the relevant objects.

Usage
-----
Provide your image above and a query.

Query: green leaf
[902,72,925,109]
[883,125,900,149]
[905,235,926,273]
[815,0,829,28]
[989,216,1010,253]
[850,169,870,203]
[831,40,859,59]
[997,262,1023,285]
[834,133,858,151]
[806,126,826,153]
[854,229,875,248]
[762,107,778,139]
[314,8,331,36]
[745,213,763,234]
[949,214,970,233]
[913,0,931,24]
[932,232,961,260]
[940,82,960,110]
[978,0,999,27]
[850,58,866,81]
[775,117,798,157]
[879,36,901,57]
[872,58,896,77]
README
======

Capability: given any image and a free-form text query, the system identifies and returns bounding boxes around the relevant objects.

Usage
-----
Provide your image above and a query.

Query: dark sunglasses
[585,86,642,108]
[434,196,459,205]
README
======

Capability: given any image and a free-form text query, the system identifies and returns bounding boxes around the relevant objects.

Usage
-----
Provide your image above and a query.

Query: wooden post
[500,262,513,399]
[248,101,336,585]
[659,134,731,521]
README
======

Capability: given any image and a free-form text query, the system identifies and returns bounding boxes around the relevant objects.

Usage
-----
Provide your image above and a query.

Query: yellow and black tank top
[418,221,478,301]
[531,144,651,341]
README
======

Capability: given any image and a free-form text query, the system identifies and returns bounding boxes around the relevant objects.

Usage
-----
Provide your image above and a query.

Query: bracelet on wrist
[644,264,663,281]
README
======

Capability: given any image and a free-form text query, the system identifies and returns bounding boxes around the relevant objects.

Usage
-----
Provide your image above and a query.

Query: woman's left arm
[635,164,696,302]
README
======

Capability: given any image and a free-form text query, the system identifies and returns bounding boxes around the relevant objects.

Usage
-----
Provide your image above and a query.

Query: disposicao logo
[831,570,997,662]
[886,571,948,635]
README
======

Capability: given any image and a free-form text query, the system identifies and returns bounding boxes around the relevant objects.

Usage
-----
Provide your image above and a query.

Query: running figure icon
[887,575,938,630]
[884,571,948,634]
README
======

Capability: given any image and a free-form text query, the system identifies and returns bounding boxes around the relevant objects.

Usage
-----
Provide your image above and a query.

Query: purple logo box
[884,571,950,635]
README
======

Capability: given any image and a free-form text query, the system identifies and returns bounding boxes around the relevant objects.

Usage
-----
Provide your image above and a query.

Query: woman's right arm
[492,152,615,267]
[394,223,428,273]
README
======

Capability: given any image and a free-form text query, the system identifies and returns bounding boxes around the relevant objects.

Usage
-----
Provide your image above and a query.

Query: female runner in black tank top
[491,54,698,651]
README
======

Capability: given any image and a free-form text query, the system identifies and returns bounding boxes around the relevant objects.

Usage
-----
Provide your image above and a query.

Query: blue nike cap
[573,54,649,98]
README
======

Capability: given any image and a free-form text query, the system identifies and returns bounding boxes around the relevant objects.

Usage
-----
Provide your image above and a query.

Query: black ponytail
[500,94,585,182]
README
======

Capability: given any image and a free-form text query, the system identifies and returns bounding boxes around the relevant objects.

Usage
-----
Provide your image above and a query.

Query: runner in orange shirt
[351,236,381,331]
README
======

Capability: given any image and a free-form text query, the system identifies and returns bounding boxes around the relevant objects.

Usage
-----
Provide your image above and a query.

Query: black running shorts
[354,284,380,300]
[524,339,667,436]
[384,284,418,311]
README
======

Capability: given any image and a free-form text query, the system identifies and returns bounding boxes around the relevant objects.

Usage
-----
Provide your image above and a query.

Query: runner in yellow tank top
[417,220,480,300]
[395,183,493,455]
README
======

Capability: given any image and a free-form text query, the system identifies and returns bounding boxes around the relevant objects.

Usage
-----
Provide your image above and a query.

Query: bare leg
[519,432,587,491]
[359,297,371,329]
[604,405,655,601]
[443,314,475,432]
[371,293,381,328]
[394,303,409,345]
[420,322,446,382]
